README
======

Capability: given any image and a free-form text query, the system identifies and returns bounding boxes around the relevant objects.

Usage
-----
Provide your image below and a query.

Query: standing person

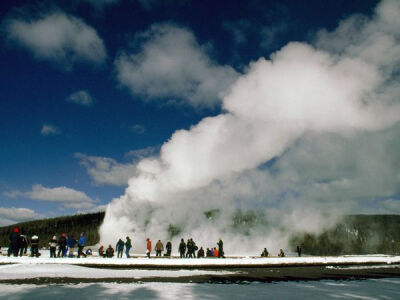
[187,239,198,258]
[278,249,285,257]
[261,248,269,257]
[165,241,172,257]
[213,247,219,257]
[116,238,125,258]
[57,233,67,257]
[67,235,76,257]
[197,247,205,258]
[217,238,225,258]
[125,236,132,258]
[146,238,152,258]
[31,235,40,257]
[186,239,193,258]
[155,240,164,257]
[18,234,28,257]
[49,235,57,258]
[77,232,87,258]
[8,227,20,257]
[296,245,302,257]
[179,238,186,258]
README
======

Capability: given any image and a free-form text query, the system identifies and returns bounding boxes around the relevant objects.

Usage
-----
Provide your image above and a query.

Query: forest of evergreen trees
[289,215,400,255]
[0,212,104,247]
[1,211,399,255]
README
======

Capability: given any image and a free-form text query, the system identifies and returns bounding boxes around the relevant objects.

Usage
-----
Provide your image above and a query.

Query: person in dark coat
[206,248,212,257]
[116,238,125,258]
[77,232,87,258]
[197,247,205,258]
[261,248,269,257]
[57,233,67,257]
[125,237,132,258]
[165,241,172,256]
[30,235,40,257]
[18,234,28,257]
[296,245,302,257]
[278,249,285,257]
[179,238,186,258]
[217,238,225,258]
[8,227,20,257]
[106,244,114,258]
[49,235,57,258]
[186,238,197,258]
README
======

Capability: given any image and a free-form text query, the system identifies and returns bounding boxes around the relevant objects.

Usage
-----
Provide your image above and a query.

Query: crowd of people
[7,227,88,258]
[6,226,301,259]
[98,237,225,259]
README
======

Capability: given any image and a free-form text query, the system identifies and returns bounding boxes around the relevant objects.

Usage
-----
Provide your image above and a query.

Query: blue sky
[3,0,399,226]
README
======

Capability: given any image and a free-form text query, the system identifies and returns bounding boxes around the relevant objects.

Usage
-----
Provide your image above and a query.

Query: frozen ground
[1,252,399,284]
[0,263,236,280]
[1,278,400,300]
[1,252,400,268]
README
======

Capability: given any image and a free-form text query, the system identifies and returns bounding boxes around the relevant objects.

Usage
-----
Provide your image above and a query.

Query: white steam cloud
[100,0,400,255]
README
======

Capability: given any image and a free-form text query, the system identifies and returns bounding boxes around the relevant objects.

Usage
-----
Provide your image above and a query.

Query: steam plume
[100,0,400,254]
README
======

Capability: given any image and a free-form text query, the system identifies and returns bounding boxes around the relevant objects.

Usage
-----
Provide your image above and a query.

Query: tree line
[1,211,399,255]
[0,212,104,248]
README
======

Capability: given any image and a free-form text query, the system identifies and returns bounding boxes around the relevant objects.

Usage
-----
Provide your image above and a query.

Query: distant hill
[0,211,105,247]
[290,214,400,255]
[1,212,399,255]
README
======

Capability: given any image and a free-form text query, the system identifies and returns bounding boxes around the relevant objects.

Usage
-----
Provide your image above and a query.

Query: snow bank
[0,264,235,280]
[1,255,400,268]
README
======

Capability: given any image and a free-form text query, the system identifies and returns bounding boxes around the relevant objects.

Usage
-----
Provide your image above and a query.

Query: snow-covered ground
[1,252,400,267]
[0,264,236,280]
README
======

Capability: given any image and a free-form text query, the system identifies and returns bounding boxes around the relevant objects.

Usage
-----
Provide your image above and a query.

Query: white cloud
[76,153,139,186]
[0,207,42,226]
[67,90,94,106]
[115,23,239,108]
[40,124,60,136]
[5,184,96,210]
[5,12,106,69]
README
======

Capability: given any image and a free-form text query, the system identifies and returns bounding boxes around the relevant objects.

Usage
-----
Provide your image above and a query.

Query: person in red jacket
[213,247,219,257]
[146,238,152,258]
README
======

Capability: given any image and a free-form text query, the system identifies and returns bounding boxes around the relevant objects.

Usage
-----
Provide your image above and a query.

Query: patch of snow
[1,254,400,267]
[0,263,235,280]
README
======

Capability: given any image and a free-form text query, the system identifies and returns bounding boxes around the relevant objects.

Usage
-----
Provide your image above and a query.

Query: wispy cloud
[129,124,146,134]
[76,153,138,186]
[0,206,43,226]
[4,12,106,70]
[5,184,96,210]
[67,90,94,106]
[40,124,60,136]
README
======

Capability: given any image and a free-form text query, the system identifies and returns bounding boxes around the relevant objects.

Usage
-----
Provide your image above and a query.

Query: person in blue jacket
[116,238,125,258]
[78,232,87,258]
[67,235,76,257]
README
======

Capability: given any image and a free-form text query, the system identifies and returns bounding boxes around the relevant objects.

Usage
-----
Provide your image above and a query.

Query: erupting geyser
[100,0,400,254]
